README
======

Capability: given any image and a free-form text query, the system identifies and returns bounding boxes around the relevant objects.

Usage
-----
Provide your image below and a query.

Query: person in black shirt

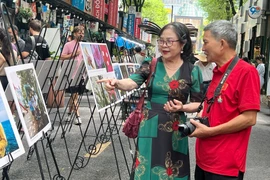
[22,19,51,60]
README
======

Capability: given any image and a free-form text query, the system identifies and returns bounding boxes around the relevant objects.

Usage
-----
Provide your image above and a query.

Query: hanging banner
[141,18,152,43]
[108,0,118,27]
[92,0,105,21]
[122,13,128,32]
[134,12,141,39]
[127,14,135,36]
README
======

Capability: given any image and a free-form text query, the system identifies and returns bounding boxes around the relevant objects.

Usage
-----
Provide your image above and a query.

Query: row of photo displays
[80,42,141,112]
[0,42,143,168]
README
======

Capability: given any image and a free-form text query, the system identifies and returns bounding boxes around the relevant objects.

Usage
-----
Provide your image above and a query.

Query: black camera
[178,117,209,137]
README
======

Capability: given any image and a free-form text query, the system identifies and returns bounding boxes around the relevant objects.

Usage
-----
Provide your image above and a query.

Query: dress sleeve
[190,65,204,102]
[129,61,151,87]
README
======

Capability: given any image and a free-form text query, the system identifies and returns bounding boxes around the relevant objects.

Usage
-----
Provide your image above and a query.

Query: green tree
[141,0,169,28]
[197,0,248,21]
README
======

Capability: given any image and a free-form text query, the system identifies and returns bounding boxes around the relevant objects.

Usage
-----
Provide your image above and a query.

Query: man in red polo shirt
[190,20,260,180]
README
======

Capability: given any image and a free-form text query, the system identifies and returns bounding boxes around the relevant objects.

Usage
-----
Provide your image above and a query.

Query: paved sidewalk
[3,93,270,180]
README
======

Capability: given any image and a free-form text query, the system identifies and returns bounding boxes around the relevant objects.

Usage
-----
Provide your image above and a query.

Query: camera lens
[178,120,197,137]
[178,124,190,137]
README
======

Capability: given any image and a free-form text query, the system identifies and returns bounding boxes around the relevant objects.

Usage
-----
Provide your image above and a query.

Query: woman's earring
[181,44,185,54]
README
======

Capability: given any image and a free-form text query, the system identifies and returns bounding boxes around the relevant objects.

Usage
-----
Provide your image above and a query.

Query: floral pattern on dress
[156,74,177,92]
[158,113,181,132]
[139,108,149,128]
[169,80,179,90]
[134,152,147,180]
[168,79,188,100]
[152,152,183,179]
[158,113,184,150]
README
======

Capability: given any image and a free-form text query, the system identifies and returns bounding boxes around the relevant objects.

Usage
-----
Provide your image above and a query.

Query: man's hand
[189,119,212,138]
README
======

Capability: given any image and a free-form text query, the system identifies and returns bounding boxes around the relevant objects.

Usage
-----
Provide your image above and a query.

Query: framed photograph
[80,43,96,70]
[113,63,126,97]
[134,63,140,71]
[89,72,121,112]
[5,63,51,147]
[0,83,25,168]
[112,63,123,80]
[119,64,129,79]
[90,44,105,69]
[80,42,106,76]
[126,64,135,76]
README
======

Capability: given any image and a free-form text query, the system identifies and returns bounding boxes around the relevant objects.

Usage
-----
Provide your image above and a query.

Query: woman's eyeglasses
[157,39,180,47]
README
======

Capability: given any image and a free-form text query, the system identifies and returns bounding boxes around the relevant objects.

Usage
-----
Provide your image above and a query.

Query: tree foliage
[197,0,248,21]
[141,0,169,28]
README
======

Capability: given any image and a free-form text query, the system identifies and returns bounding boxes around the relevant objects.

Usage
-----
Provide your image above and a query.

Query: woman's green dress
[129,57,203,180]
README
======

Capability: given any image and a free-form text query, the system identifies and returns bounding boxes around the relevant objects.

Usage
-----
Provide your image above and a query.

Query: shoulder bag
[122,58,157,138]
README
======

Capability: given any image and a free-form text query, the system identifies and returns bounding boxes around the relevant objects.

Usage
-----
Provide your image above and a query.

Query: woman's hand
[163,99,184,113]
[97,79,118,91]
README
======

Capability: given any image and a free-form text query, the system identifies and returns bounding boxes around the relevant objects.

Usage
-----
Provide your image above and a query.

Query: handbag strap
[197,56,239,113]
[136,58,157,109]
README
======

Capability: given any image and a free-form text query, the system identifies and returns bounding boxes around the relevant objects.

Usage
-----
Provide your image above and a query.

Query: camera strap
[205,56,239,113]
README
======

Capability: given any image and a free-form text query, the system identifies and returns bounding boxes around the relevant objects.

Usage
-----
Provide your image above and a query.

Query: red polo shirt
[196,58,260,176]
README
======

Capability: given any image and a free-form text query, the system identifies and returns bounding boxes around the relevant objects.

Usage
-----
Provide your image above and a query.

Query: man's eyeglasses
[157,39,180,47]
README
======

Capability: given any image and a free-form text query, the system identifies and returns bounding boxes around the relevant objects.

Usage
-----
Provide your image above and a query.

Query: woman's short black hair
[159,22,192,61]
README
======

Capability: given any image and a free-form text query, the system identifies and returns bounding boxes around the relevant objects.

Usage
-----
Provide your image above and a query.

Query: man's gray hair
[204,20,237,49]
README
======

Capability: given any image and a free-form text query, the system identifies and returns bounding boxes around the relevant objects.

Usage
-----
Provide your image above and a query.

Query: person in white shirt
[267,77,270,100]
[255,55,265,90]
[134,46,145,64]
[194,53,216,94]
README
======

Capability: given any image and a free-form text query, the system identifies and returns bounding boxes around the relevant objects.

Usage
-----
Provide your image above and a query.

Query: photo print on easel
[113,63,126,96]
[80,43,97,70]
[80,42,107,76]
[134,63,140,71]
[90,44,105,69]
[126,63,135,76]
[0,83,25,168]
[5,63,51,147]
[119,64,129,79]
[89,72,121,112]
[81,42,125,111]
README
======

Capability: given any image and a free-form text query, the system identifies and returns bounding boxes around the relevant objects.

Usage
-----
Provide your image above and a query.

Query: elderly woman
[99,22,203,179]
